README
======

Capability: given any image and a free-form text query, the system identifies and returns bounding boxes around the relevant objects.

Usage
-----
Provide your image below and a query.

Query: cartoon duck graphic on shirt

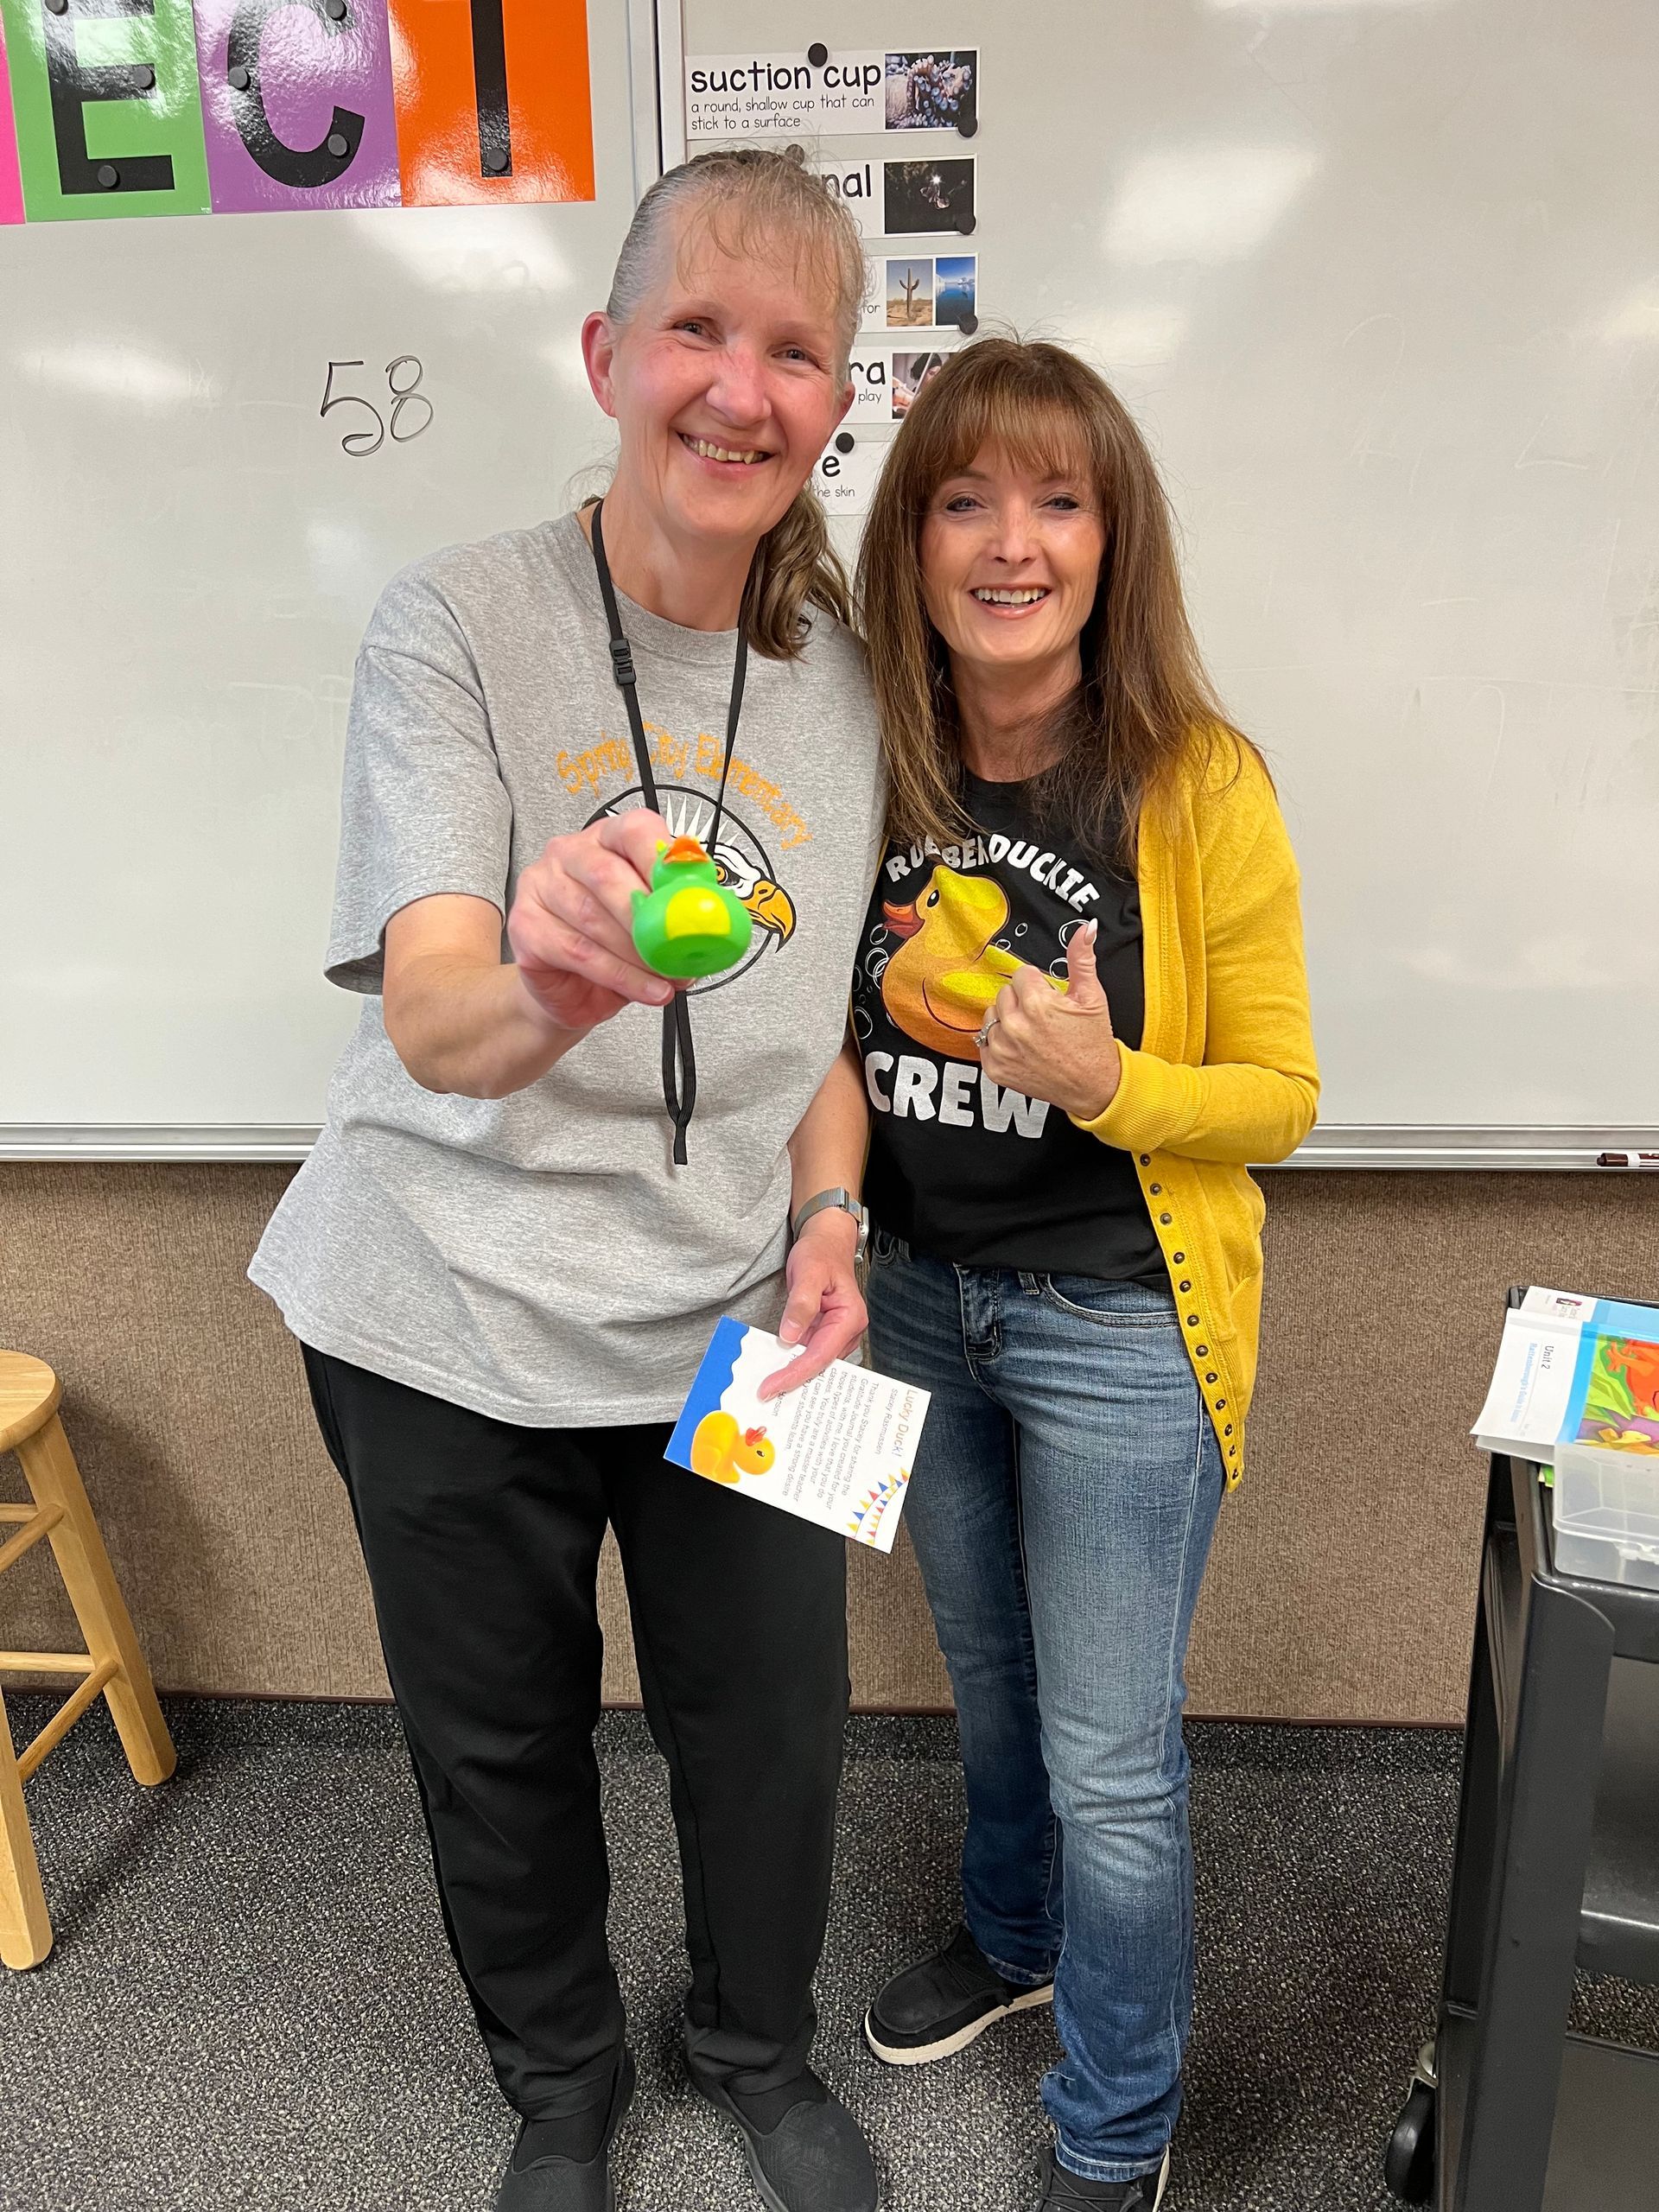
[880,864,1064,1056]
[690,1411,777,1484]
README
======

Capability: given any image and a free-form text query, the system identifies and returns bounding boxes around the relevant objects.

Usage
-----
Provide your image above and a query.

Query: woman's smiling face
[585,207,854,554]
[919,442,1107,678]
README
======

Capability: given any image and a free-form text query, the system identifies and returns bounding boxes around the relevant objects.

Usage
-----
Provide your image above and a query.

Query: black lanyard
[588,499,751,1166]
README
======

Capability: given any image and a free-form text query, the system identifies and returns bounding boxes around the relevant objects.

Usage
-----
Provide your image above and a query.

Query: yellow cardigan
[1072,738,1319,1486]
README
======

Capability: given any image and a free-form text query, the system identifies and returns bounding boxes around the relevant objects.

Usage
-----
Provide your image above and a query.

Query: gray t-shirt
[251,511,885,1427]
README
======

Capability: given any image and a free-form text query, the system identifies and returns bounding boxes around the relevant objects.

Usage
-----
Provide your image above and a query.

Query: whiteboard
[673,0,1659,1166]
[0,0,655,1144]
[3,0,1657,1165]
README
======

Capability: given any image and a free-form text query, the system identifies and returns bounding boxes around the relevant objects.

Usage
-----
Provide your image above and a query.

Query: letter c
[864,1052,893,1113]
[227,0,364,191]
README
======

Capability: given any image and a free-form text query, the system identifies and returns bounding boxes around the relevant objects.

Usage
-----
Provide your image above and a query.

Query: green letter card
[1,0,210,221]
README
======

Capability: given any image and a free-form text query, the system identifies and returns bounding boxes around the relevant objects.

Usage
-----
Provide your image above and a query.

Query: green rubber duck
[632,835,754,980]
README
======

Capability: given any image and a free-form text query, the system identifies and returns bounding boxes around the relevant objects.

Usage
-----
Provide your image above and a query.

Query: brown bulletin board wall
[3,1164,1656,1721]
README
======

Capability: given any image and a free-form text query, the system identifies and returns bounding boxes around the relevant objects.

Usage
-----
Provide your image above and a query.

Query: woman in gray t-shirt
[251,151,882,2212]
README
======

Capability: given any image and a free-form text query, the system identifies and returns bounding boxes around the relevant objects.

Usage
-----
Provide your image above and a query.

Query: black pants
[303,1346,849,2121]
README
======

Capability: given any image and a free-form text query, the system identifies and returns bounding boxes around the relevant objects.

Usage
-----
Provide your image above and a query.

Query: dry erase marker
[1596,1152,1659,1167]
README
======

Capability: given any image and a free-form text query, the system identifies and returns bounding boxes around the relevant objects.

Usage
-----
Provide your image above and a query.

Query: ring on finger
[975,1014,998,1049]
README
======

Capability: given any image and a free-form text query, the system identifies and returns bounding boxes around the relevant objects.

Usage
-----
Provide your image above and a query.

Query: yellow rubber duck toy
[880,865,1063,1056]
[690,1412,777,1484]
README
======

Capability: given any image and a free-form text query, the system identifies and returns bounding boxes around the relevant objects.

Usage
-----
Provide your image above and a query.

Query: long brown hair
[606,146,867,660]
[857,339,1250,860]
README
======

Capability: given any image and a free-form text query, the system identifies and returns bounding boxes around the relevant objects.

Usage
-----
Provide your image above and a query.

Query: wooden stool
[0,1352,176,1968]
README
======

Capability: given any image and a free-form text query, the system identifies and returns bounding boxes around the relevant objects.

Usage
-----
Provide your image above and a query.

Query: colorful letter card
[668,1320,928,1553]
[386,0,594,207]
[0,0,595,222]
[192,0,402,213]
[0,14,23,224]
[0,0,211,222]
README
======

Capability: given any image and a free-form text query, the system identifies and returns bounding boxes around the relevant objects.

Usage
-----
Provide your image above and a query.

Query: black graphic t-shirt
[853,772,1165,1281]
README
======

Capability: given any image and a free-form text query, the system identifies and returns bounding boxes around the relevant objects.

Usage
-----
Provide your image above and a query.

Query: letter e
[21,0,211,215]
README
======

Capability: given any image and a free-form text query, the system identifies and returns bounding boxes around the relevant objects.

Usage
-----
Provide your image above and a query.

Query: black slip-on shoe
[494,2049,636,2212]
[1034,2145,1170,2210]
[864,1922,1054,2065]
[690,2063,878,2212]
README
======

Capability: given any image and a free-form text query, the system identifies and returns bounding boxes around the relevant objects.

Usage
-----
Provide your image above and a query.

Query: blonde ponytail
[744,486,853,655]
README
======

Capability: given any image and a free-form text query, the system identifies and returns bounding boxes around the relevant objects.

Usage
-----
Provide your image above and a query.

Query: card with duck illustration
[668,1319,928,1552]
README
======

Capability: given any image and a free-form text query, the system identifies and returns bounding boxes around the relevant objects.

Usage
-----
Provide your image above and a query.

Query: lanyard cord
[588,499,751,1166]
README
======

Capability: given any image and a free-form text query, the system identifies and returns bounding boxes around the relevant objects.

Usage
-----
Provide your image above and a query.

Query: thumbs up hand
[976,919,1123,1121]
[1060,916,1110,1013]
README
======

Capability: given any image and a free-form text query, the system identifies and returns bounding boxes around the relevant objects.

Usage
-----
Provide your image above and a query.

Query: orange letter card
[386,0,593,207]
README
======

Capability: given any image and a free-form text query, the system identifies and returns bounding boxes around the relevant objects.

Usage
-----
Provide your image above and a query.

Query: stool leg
[0,1682,53,1968]
[16,1416,176,1789]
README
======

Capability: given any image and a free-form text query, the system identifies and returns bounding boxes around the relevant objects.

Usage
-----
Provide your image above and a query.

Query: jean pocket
[1035,1274,1179,1328]
[868,1226,908,1268]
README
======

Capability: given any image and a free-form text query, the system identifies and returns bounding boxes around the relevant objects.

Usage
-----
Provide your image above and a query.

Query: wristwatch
[791,1186,869,1261]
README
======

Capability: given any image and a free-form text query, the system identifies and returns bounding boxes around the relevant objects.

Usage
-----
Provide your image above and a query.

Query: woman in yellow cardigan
[849,341,1318,2211]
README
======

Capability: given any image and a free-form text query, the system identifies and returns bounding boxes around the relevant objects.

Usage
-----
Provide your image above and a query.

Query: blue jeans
[867,1241,1225,2183]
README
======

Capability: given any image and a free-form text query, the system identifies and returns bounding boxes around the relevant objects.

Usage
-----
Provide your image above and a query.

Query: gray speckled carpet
[2,1700,1654,2212]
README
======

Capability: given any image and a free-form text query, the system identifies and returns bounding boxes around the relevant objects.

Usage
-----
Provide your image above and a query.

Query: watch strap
[791,1187,868,1255]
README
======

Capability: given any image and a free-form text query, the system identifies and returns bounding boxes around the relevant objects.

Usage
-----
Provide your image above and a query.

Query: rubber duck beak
[882,899,924,941]
[664,836,707,864]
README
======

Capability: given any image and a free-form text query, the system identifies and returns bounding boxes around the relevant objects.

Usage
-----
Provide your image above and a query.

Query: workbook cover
[1473,1287,1659,1459]
[667,1320,928,1551]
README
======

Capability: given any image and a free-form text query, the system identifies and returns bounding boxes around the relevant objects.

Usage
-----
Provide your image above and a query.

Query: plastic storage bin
[1551,1442,1659,1592]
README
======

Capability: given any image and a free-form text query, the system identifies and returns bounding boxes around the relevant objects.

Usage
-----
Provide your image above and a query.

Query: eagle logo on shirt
[588,787,796,993]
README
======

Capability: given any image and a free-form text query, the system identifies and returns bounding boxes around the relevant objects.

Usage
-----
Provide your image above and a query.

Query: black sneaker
[495,2050,635,2211]
[688,2060,878,2212]
[1035,2146,1170,2209]
[864,1923,1054,2065]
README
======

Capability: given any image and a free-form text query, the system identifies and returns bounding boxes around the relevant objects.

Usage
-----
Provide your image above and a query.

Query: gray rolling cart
[1384,1306,1659,2209]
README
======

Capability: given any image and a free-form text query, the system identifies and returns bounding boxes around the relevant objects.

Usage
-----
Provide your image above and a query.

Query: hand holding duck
[978,919,1122,1120]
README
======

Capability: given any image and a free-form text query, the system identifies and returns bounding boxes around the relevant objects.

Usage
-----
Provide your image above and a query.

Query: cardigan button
[1179,1280,1192,1293]
[1224,1424,1234,1436]
[1217,1398,1226,1409]
[1139,1154,1150,1166]
[1196,1344,1209,1356]
[1159,1213,1172,1225]
[1173,1251,1185,1263]
[1149,1183,1162,1195]
[1186,1314,1198,1326]
[1205,1372,1217,1383]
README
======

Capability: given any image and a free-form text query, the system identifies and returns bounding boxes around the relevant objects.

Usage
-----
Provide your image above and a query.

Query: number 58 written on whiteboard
[321,359,435,456]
